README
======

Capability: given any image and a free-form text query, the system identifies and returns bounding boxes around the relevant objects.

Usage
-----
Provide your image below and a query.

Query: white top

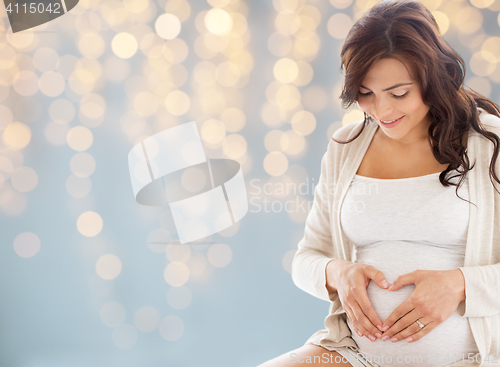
[291,108,500,367]
[340,171,478,367]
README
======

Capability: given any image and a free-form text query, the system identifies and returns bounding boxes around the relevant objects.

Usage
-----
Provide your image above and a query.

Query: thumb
[365,265,389,290]
[389,271,418,291]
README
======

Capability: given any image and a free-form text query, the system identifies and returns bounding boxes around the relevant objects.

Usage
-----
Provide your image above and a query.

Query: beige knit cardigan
[291,109,500,367]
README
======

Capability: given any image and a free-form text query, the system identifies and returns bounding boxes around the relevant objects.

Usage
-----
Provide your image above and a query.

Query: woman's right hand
[326,259,389,341]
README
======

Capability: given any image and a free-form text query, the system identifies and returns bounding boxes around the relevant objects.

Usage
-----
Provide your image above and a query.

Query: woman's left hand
[380,269,466,343]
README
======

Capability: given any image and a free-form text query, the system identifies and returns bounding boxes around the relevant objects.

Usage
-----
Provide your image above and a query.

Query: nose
[372,95,394,121]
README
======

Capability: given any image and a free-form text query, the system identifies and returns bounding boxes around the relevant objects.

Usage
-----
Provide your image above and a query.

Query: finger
[346,304,372,339]
[383,311,420,342]
[404,321,434,343]
[382,302,414,333]
[365,265,390,290]
[351,302,381,341]
[344,305,363,337]
[388,270,419,291]
[353,326,364,338]
[347,303,371,338]
[391,318,429,342]
[356,288,384,332]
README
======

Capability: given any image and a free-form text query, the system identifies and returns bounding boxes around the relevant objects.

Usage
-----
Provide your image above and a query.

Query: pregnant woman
[258,1,500,366]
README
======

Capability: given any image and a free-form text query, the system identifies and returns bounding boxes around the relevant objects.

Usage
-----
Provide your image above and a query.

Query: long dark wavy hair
[334,0,500,202]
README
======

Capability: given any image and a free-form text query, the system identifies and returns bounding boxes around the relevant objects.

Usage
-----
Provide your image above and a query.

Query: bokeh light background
[1,0,500,365]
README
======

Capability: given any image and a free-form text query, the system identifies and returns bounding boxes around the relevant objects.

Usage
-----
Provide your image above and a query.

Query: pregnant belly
[347,241,478,367]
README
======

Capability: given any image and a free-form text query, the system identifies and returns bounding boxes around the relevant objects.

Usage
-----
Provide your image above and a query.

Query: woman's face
[357,57,432,147]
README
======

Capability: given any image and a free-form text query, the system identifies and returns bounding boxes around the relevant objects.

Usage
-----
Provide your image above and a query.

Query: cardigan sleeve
[291,147,337,303]
[456,114,500,318]
[457,264,500,317]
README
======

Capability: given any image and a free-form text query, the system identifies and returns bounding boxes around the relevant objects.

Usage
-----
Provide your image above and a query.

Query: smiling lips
[378,115,405,129]
[380,116,404,124]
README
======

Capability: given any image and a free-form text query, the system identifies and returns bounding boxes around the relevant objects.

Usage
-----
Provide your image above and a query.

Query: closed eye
[358,91,409,99]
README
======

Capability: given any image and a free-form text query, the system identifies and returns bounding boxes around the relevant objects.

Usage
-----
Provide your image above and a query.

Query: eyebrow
[360,82,413,91]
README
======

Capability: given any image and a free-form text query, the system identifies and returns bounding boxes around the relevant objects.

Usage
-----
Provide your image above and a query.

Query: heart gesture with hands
[327,261,466,344]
